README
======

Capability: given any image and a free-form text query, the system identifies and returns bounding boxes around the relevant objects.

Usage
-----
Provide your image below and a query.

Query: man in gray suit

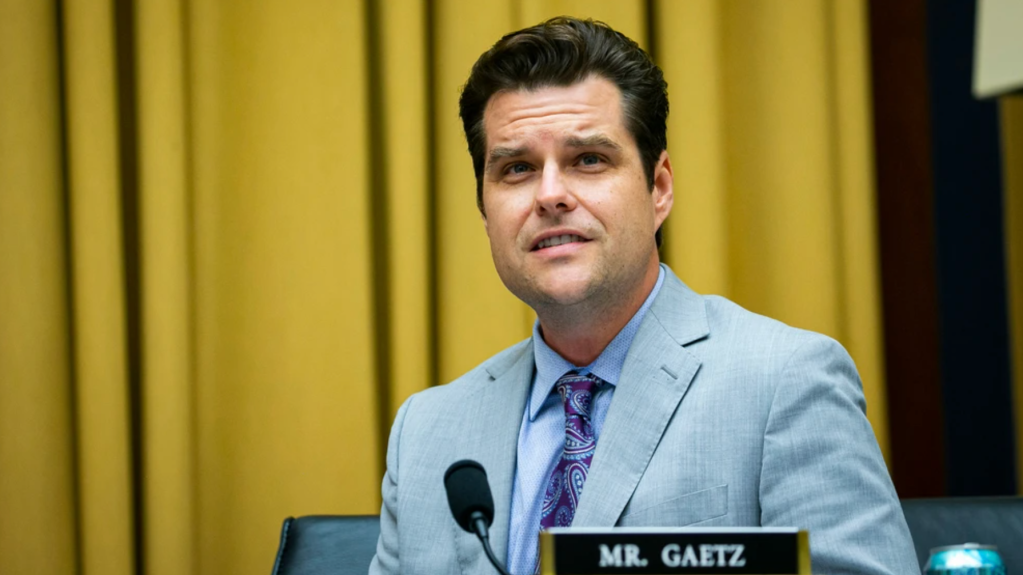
[371,17,918,575]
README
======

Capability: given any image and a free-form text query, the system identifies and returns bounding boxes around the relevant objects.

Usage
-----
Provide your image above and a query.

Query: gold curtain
[0,1,887,574]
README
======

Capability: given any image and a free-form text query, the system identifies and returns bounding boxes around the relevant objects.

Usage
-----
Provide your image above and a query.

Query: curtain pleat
[0,1,900,573]
[135,0,196,573]
[658,0,730,296]
[378,0,432,416]
[0,2,78,574]
[828,0,889,460]
[61,0,137,573]
[1001,97,1023,494]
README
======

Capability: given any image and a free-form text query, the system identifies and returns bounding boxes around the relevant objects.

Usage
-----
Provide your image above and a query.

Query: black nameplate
[539,528,810,575]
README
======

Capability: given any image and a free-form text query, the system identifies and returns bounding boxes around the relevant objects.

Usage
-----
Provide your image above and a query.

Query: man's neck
[536,260,661,367]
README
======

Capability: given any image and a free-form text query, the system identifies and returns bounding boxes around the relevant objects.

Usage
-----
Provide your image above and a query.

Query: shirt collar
[529,264,666,420]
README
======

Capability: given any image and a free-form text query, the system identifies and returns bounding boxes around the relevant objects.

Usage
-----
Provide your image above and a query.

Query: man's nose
[534,164,577,215]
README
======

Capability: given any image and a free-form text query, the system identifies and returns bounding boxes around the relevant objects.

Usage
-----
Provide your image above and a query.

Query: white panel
[974,0,1023,98]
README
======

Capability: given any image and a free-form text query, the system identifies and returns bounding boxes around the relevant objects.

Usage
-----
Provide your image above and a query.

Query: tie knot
[555,372,600,419]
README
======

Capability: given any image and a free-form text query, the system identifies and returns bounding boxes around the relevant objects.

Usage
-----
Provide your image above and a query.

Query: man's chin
[519,280,596,309]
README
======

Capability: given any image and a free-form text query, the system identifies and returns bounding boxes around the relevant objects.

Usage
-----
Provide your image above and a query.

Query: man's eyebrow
[485,146,528,174]
[484,136,622,174]
[565,134,623,150]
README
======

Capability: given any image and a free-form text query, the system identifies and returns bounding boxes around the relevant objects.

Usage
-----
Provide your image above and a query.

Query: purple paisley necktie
[539,371,601,531]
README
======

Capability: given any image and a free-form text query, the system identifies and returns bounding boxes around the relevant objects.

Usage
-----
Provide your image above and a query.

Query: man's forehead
[481,78,627,149]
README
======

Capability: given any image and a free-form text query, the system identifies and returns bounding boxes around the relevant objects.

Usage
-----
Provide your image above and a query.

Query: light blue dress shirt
[506,265,666,575]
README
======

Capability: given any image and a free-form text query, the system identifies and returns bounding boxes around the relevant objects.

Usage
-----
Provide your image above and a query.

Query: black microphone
[444,460,513,575]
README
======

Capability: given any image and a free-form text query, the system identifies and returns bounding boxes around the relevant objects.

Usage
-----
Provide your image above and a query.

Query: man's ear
[652,150,674,229]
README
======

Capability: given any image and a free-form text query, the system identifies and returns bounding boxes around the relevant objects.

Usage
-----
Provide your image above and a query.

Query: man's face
[480,75,673,311]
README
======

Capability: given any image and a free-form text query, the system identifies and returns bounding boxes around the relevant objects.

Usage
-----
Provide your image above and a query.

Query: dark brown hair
[459,17,669,218]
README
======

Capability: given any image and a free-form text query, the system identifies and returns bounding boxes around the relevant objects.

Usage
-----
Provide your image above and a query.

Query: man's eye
[579,154,602,166]
[506,163,530,175]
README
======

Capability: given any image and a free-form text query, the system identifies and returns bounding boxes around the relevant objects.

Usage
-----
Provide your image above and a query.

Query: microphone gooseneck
[444,460,513,575]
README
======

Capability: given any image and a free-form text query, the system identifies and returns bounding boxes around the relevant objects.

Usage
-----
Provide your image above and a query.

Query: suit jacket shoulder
[371,337,535,575]
[413,338,532,404]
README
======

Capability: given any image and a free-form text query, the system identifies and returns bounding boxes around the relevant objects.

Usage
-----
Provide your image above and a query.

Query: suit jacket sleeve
[759,335,918,575]
[369,396,412,575]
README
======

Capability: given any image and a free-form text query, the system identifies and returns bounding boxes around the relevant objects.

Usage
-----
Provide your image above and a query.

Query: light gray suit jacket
[370,267,918,575]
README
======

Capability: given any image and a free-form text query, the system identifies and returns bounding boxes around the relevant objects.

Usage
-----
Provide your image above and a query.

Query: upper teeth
[537,234,584,249]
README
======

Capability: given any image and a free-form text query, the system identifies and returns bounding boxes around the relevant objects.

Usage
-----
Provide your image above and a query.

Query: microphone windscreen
[444,459,495,532]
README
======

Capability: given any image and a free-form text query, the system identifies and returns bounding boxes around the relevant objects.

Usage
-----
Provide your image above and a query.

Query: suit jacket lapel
[452,342,534,573]
[573,268,710,527]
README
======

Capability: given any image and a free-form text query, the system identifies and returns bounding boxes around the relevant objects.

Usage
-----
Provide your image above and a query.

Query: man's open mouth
[534,234,588,250]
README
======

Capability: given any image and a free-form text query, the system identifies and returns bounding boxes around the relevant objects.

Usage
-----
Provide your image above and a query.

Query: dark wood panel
[868,0,946,497]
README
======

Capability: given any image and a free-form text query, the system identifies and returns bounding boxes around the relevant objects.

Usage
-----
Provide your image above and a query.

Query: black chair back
[901,496,1023,571]
[271,515,380,575]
